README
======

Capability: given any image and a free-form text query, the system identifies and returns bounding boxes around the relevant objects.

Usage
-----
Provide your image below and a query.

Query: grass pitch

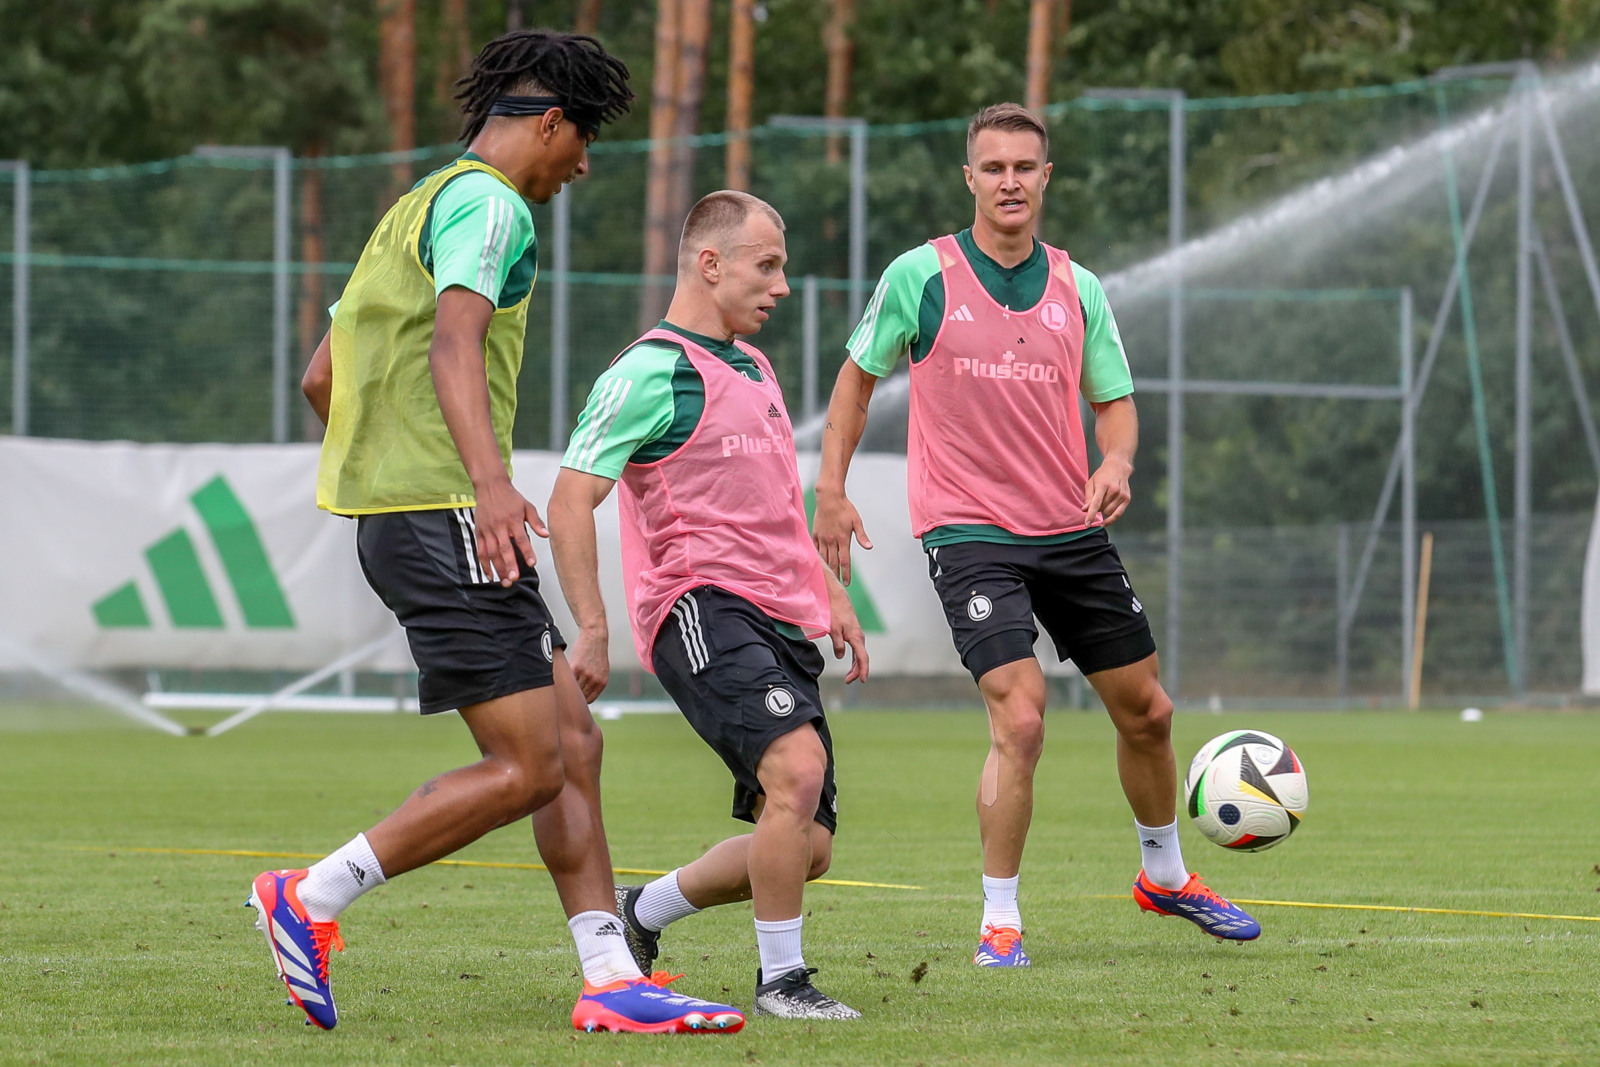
[2,703,1597,1065]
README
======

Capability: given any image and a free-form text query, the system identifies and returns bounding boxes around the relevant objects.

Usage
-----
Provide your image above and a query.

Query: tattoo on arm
[854,403,867,415]
[416,775,443,799]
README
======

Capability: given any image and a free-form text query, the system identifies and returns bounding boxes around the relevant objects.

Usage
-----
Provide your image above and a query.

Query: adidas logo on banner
[91,474,296,632]
[947,304,975,322]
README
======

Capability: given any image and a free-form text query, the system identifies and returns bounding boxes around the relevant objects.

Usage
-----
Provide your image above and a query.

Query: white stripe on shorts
[452,508,487,584]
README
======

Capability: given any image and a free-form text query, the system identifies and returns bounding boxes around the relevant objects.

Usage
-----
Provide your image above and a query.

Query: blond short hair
[678,190,785,272]
[966,103,1049,163]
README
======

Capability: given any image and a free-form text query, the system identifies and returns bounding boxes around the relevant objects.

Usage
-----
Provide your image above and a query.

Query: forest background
[1,0,1598,539]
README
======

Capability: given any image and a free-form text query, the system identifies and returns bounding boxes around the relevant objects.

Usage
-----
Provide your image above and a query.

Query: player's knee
[992,710,1046,767]
[1120,690,1173,748]
[563,718,604,784]
[490,757,563,821]
[775,760,827,814]
[761,740,827,816]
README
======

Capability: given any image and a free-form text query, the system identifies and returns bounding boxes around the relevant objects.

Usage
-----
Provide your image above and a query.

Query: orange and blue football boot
[1132,870,1260,940]
[247,869,344,1030]
[571,971,745,1034]
[973,924,1031,967]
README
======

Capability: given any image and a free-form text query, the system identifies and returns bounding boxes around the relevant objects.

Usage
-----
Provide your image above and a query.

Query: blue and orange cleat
[246,869,344,1030]
[973,924,1031,967]
[572,971,745,1034]
[1132,870,1260,941]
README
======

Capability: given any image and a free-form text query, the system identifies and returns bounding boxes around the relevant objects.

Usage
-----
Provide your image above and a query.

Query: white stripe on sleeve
[572,377,634,473]
[475,198,512,299]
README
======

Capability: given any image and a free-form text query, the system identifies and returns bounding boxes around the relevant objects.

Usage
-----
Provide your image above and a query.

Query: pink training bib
[907,234,1093,536]
[616,328,830,671]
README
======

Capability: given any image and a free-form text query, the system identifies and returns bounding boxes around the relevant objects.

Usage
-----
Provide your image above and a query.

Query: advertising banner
[0,439,1010,679]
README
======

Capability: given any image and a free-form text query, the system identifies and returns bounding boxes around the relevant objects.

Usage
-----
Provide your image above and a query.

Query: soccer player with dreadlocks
[246,30,744,1035]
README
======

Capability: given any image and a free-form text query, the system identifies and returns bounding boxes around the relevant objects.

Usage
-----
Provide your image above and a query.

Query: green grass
[2,704,1597,1065]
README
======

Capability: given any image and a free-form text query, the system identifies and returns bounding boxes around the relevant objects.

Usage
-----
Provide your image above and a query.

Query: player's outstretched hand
[826,573,869,684]
[473,476,549,586]
[567,629,610,703]
[1082,455,1134,526]
[813,486,873,586]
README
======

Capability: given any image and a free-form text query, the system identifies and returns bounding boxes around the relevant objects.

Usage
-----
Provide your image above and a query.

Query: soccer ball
[1184,730,1307,851]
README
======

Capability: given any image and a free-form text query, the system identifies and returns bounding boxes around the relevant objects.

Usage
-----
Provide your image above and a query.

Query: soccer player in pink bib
[813,104,1259,966]
[549,191,869,1020]
[248,31,743,1036]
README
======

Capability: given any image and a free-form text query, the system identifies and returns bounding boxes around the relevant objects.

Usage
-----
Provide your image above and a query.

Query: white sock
[1137,819,1189,890]
[753,916,805,982]
[633,869,701,932]
[980,873,1022,933]
[568,910,645,987]
[298,833,386,922]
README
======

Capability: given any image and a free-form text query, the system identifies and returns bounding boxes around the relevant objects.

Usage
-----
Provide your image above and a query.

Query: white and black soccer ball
[1184,730,1308,852]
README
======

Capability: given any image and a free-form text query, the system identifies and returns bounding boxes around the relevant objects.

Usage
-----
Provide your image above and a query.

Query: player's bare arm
[1083,396,1138,525]
[823,567,869,684]
[301,329,333,427]
[547,467,618,702]
[430,284,547,585]
[813,359,879,584]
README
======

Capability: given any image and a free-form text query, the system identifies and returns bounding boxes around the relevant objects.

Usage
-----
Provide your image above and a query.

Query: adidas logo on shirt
[767,403,782,418]
[947,304,975,322]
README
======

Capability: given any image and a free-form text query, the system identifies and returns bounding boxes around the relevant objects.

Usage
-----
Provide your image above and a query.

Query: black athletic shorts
[355,507,565,715]
[925,528,1156,682]
[651,585,838,833]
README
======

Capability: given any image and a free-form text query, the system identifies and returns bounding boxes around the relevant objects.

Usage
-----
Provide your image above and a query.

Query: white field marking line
[74,846,923,891]
[1091,894,1600,923]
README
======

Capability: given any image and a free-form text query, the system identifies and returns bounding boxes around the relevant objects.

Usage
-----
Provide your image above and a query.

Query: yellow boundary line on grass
[1091,893,1600,923]
[79,846,923,891]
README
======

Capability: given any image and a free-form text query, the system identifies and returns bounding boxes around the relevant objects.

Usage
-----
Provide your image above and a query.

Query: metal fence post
[1336,522,1350,699]
[193,146,291,443]
[272,148,291,444]
[5,161,29,436]
[1167,92,1186,700]
[550,186,572,451]
[802,275,820,421]
[849,121,868,324]
[1513,70,1533,698]
[1400,287,1416,699]
[768,116,869,323]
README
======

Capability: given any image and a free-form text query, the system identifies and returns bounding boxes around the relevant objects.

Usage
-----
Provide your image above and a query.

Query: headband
[487,95,600,136]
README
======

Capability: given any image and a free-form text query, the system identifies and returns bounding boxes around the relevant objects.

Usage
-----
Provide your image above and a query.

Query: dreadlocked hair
[454,30,634,144]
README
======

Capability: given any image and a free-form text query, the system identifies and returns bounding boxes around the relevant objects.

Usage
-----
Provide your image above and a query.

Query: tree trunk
[667,0,712,216]
[298,145,327,442]
[379,0,417,207]
[639,0,681,330]
[725,0,755,191]
[575,0,602,35]
[823,0,854,163]
[436,0,472,108]
[1025,0,1053,117]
